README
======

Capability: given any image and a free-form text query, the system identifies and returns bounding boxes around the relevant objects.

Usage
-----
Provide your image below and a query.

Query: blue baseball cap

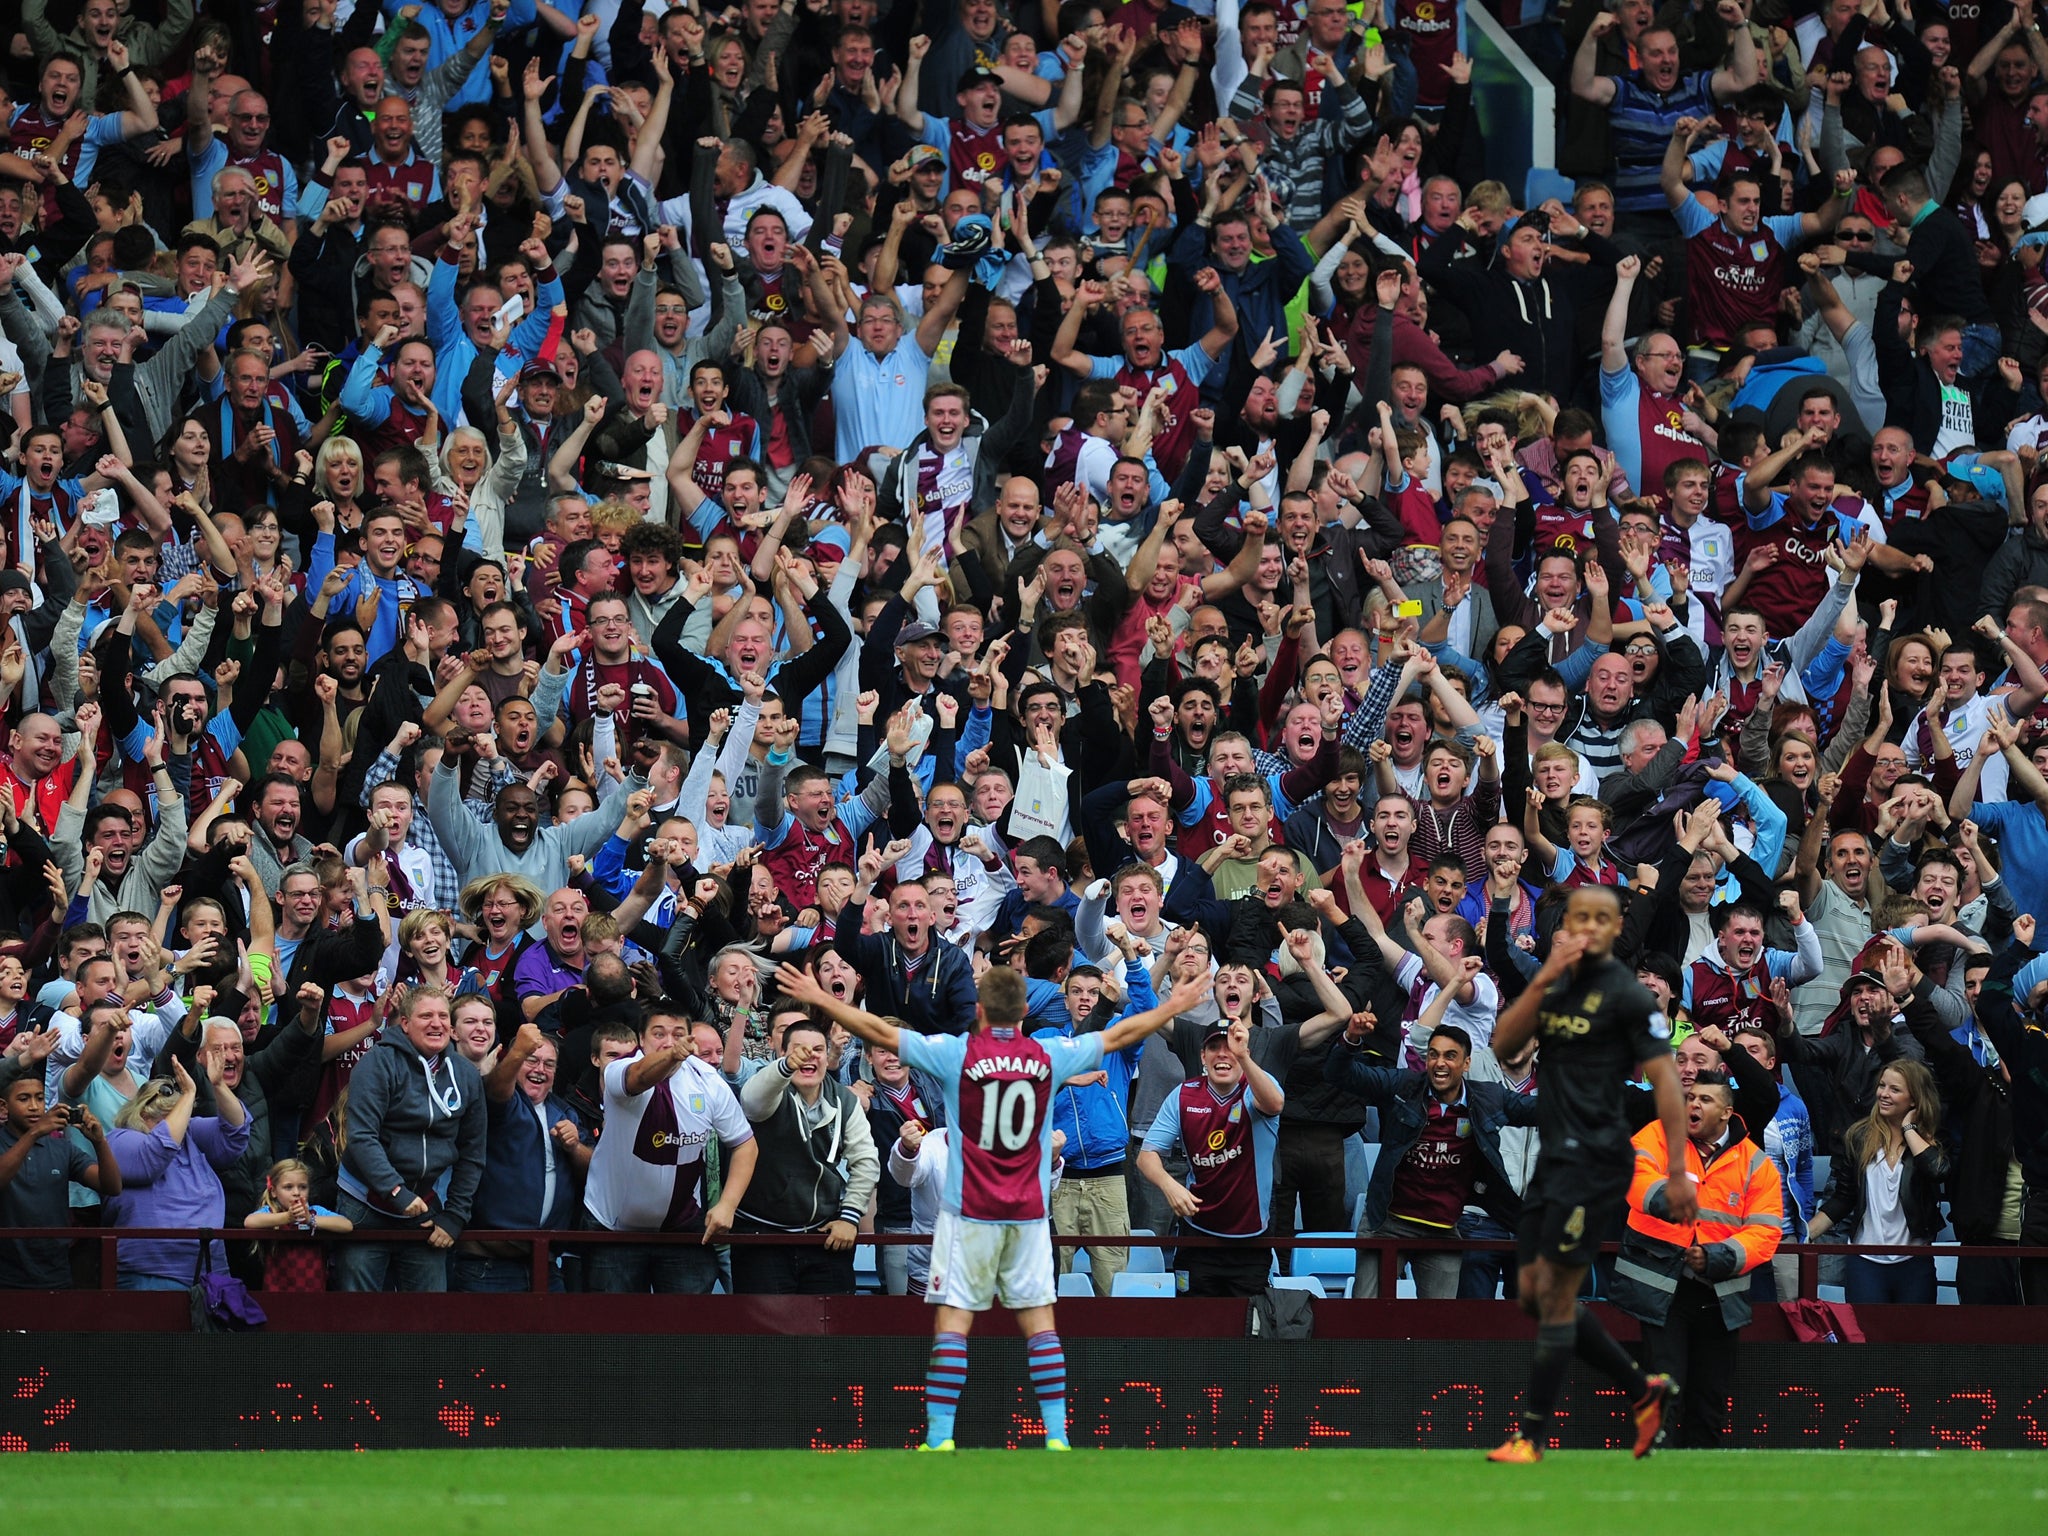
[1946,452,2008,509]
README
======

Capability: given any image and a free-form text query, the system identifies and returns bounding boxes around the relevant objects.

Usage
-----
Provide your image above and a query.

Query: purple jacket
[105,1114,252,1282]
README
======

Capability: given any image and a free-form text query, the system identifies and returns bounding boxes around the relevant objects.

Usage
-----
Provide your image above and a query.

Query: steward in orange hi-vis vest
[1617,1110,1782,1324]
[1611,1085,1783,1448]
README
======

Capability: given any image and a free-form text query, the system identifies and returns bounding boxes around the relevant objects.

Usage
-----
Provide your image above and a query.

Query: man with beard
[1794,808,1882,1033]
[241,773,312,898]
[427,752,646,895]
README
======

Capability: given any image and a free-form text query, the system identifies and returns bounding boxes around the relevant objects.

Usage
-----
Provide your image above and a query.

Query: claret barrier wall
[9,1230,2046,1451]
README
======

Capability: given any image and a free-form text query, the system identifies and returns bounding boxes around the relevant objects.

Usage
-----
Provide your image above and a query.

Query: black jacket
[1977,526,2048,626]
[1974,940,2048,1187]
[1324,1043,1543,1231]
[1418,225,1623,400]
[1779,993,1925,1154]
[1899,979,2015,1243]
[1873,282,2017,456]
[1817,1130,1951,1243]
[835,900,980,1037]
[651,587,853,746]
[1849,202,1991,326]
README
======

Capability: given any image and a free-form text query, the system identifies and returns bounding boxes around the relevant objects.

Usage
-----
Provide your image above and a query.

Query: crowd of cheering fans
[0,0,2038,1337]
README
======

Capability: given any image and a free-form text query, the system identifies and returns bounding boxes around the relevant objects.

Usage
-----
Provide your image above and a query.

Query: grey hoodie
[338,1027,487,1236]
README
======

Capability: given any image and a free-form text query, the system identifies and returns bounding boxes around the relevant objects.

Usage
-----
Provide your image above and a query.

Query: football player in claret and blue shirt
[776,961,1204,1451]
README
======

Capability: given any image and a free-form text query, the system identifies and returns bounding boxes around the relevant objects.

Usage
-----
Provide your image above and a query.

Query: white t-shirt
[583,1053,754,1233]
[1904,693,2008,801]
[1396,951,1501,1051]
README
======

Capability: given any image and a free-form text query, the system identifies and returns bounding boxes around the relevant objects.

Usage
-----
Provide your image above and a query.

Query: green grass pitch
[3,1449,2045,1535]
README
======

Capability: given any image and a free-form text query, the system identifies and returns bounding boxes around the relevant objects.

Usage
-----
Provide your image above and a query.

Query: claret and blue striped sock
[1027,1330,1068,1444]
[925,1331,969,1445]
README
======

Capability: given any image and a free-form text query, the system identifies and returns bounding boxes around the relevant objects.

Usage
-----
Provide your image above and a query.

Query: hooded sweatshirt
[338,1027,487,1235]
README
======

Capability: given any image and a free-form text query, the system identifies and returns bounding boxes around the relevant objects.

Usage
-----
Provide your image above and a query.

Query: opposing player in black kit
[1485,886,1695,1464]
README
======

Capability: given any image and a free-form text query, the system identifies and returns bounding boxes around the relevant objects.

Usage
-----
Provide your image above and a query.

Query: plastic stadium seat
[1935,1248,1959,1304]
[1072,1247,1091,1275]
[1271,1275,1326,1298]
[1810,1154,1831,1198]
[854,1245,879,1293]
[1126,1231,1164,1274]
[1525,168,1576,209]
[1057,1271,1096,1298]
[1110,1270,1177,1297]
[1292,1235,1358,1296]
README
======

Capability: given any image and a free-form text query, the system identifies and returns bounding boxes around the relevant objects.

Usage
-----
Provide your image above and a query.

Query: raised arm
[1603,253,1641,375]
[1571,11,1620,106]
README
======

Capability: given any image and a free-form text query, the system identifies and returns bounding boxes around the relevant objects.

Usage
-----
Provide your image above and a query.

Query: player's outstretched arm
[1491,931,1586,1057]
[774,963,901,1053]
[1100,973,1212,1054]
[1642,1052,1697,1224]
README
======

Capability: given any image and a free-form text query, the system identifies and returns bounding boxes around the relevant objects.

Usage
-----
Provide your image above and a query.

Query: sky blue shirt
[831,333,931,464]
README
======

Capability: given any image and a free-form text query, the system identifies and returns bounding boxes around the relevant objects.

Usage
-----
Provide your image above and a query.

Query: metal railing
[14,1227,2044,1300]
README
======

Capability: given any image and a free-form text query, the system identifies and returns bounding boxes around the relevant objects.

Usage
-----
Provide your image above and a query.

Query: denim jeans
[1456,1211,1518,1300]
[1844,1252,1936,1304]
[116,1272,187,1291]
[729,1240,855,1295]
[451,1254,564,1293]
[333,1193,449,1293]
[584,1242,722,1294]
